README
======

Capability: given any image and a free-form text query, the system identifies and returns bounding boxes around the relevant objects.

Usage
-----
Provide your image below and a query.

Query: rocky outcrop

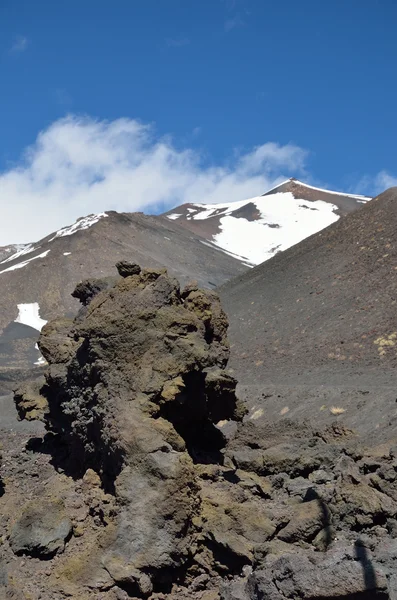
[2,263,397,600]
[15,264,244,595]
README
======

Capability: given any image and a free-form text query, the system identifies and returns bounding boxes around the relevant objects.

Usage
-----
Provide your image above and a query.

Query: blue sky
[0,0,396,243]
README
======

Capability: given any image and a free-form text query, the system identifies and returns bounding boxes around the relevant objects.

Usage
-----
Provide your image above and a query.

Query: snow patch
[34,342,47,366]
[34,355,47,366]
[167,213,182,220]
[49,213,108,241]
[0,244,37,264]
[63,252,71,256]
[15,303,47,331]
[0,250,50,274]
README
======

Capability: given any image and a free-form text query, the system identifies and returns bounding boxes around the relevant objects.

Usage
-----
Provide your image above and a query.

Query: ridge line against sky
[0,114,395,246]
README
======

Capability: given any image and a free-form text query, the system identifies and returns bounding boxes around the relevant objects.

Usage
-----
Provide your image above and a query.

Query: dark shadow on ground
[354,539,381,595]
[305,487,333,550]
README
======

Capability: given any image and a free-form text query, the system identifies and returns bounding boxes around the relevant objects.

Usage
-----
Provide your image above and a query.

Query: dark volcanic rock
[31,265,242,590]
[115,261,141,277]
[251,542,389,599]
[9,499,72,558]
[72,276,118,306]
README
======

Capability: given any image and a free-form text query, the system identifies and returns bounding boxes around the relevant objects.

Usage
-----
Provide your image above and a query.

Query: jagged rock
[234,470,272,498]
[39,317,78,364]
[72,276,118,306]
[0,561,6,587]
[22,265,242,588]
[9,499,72,558]
[337,482,397,528]
[226,422,339,479]
[14,377,48,421]
[311,526,336,552]
[277,499,330,543]
[181,280,199,299]
[115,261,141,278]
[197,478,276,570]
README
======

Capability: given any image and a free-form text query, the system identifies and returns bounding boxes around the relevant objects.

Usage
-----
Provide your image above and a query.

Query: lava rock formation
[2,263,397,600]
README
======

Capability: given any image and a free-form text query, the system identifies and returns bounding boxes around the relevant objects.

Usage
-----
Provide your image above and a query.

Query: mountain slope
[164,178,371,265]
[218,187,397,438]
[220,186,397,378]
[0,210,247,382]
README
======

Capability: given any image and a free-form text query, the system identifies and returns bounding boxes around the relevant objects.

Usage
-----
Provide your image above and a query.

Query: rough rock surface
[9,499,72,558]
[1,265,397,599]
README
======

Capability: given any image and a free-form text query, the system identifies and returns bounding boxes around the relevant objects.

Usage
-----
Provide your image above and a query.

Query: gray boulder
[9,499,72,558]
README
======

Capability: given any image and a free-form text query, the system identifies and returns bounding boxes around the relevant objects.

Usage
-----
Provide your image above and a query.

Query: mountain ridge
[0,210,247,385]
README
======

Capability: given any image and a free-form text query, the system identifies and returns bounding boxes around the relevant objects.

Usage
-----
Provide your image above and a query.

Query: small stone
[73,525,84,537]
[138,573,153,596]
[309,469,334,484]
[83,468,102,488]
[115,261,141,278]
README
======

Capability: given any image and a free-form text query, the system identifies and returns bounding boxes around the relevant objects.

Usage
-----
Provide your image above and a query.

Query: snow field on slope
[14,303,47,331]
[214,193,339,264]
[0,244,35,265]
[0,250,51,274]
[196,192,339,265]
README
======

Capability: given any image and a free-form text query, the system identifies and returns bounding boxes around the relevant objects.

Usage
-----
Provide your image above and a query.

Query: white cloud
[354,170,397,196]
[9,35,28,54]
[373,171,397,192]
[0,115,308,245]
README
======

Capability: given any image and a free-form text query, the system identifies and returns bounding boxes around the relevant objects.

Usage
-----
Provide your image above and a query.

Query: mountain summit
[163,178,371,265]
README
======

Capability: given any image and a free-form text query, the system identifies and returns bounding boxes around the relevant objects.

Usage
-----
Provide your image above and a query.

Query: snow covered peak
[262,178,371,201]
[48,212,108,242]
[165,180,372,266]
